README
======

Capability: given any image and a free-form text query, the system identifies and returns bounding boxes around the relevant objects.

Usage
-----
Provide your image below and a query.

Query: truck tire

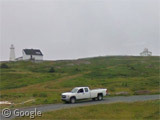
[97,94,103,101]
[70,97,76,104]
[92,98,96,101]
[64,101,69,104]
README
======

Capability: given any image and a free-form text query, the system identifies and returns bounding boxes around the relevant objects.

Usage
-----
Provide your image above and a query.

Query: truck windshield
[71,88,78,93]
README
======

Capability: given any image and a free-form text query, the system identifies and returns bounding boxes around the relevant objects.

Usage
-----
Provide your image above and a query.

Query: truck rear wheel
[92,98,96,101]
[70,97,76,104]
[97,94,103,101]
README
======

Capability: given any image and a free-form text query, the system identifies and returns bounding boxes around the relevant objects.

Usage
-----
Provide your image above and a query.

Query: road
[1,94,159,120]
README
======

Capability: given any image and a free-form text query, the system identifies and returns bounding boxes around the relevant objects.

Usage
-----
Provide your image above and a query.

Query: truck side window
[84,88,88,92]
[78,89,84,93]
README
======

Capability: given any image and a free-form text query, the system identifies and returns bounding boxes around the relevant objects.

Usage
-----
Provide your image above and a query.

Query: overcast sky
[0,0,159,61]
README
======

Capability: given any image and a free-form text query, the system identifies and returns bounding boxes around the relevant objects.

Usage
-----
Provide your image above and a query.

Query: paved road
[1,94,159,120]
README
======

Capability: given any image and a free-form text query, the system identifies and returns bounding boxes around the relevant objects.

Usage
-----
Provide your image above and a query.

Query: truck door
[84,88,90,99]
[76,88,85,99]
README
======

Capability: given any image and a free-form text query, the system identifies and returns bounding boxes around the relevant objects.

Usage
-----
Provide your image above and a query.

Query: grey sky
[0,0,159,61]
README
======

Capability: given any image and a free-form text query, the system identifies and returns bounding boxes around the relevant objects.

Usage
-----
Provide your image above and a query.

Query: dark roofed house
[22,49,43,61]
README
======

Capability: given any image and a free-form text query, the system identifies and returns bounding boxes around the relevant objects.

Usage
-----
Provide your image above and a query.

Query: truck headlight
[66,95,70,98]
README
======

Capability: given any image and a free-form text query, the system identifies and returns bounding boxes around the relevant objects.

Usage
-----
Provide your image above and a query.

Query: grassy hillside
[0,56,159,107]
[15,100,160,120]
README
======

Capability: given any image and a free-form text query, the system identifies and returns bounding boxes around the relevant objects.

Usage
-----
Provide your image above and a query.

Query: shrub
[110,87,115,92]
[33,93,47,97]
[39,93,47,97]
[75,68,80,71]
[0,63,9,69]
[33,93,38,97]
[49,67,55,73]
[43,99,49,104]
[122,82,128,87]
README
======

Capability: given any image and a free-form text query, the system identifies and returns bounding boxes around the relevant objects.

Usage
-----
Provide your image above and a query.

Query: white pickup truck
[61,87,108,103]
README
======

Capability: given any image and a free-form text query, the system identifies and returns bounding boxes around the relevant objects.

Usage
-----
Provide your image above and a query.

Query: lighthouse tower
[9,44,15,61]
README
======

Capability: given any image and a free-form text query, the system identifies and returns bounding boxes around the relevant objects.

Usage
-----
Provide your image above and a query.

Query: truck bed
[90,88,107,98]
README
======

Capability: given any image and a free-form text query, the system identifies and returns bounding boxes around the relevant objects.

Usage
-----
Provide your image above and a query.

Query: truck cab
[74,87,90,99]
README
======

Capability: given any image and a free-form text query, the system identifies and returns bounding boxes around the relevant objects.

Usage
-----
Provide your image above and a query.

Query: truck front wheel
[97,94,103,101]
[70,97,76,104]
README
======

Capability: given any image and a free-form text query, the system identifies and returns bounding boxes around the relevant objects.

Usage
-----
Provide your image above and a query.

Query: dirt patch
[134,90,150,95]
[115,91,129,95]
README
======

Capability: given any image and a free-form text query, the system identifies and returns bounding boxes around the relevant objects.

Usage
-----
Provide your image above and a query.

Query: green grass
[0,56,160,108]
[14,100,160,120]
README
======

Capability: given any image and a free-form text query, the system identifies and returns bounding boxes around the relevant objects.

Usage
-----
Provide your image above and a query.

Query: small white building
[9,44,16,61]
[22,49,43,61]
[140,48,152,56]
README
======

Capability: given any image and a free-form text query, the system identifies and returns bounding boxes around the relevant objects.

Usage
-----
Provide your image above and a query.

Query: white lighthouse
[9,44,15,61]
